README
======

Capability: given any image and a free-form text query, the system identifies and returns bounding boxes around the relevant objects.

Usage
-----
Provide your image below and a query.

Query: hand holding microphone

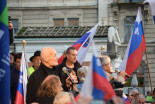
[115,69,129,78]
[62,67,75,84]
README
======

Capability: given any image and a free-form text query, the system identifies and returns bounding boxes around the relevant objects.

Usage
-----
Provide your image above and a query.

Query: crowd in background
[10,46,155,104]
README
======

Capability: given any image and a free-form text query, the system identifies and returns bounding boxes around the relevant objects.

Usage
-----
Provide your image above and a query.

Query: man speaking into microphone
[57,47,81,91]
[99,55,128,98]
[99,55,127,83]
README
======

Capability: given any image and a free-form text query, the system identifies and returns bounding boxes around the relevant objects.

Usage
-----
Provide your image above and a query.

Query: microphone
[62,67,74,83]
[115,69,130,78]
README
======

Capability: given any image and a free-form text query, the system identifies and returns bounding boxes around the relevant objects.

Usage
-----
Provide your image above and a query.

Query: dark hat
[29,50,41,62]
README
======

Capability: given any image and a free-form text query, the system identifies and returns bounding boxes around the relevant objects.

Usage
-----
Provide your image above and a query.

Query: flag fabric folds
[58,23,98,64]
[15,50,28,104]
[144,0,155,24]
[80,47,116,100]
[118,7,146,76]
[0,0,10,104]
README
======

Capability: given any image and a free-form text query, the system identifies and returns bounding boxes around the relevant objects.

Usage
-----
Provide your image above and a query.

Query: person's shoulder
[75,61,82,68]
[28,68,41,80]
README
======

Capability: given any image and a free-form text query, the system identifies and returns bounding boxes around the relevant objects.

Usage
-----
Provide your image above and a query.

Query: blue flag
[0,0,10,104]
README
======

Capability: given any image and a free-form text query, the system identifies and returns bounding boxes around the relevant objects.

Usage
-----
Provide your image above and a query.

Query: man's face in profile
[47,50,58,67]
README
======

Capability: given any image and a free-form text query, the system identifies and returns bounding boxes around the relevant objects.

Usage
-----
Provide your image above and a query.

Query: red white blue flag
[58,24,98,64]
[144,0,155,24]
[15,50,28,104]
[118,7,146,76]
[80,41,116,100]
[0,0,10,103]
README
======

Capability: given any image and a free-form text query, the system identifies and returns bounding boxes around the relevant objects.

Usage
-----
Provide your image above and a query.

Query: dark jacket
[26,63,58,104]
[10,67,20,104]
[56,57,81,91]
[9,28,14,45]
[38,96,54,104]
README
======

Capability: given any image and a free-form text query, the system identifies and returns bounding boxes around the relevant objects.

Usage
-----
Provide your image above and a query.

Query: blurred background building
[8,0,155,95]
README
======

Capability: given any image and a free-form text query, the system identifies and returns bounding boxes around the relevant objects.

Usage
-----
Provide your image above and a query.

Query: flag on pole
[15,49,28,104]
[0,0,10,104]
[80,41,116,100]
[58,24,98,64]
[144,0,155,24]
[118,7,146,76]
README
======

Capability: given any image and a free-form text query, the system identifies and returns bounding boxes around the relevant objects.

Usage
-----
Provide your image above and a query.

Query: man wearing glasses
[99,55,126,82]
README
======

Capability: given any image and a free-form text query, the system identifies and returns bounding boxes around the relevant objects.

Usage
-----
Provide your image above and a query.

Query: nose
[56,55,58,60]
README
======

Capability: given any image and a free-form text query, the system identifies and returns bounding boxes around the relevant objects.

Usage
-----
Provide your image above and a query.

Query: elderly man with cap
[28,50,41,76]
[26,47,59,104]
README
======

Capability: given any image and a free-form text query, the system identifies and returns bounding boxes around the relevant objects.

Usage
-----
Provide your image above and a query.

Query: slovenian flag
[58,23,98,64]
[144,0,155,24]
[118,7,146,76]
[80,41,116,101]
[15,50,28,104]
[0,0,10,103]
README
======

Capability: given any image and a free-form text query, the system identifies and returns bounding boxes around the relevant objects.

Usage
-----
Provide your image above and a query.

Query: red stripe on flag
[72,43,82,50]
[126,35,146,75]
[15,90,24,104]
[93,72,116,100]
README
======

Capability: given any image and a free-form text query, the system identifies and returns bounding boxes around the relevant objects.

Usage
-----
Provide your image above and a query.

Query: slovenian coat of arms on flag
[118,7,146,76]
[58,24,98,64]
[15,50,28,104]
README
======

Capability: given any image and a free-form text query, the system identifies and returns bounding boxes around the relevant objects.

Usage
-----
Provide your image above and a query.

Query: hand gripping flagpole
[21,40,30,78]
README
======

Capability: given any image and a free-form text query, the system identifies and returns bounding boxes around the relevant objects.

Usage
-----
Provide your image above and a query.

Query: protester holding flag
[26,47,59,104]
[57,47,81,91]
[10,53,22,104]
[78,41,122,104]
[99,55,126,83]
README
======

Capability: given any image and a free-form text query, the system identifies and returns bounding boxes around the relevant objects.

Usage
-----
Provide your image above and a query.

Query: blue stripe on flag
[128,21,143,57]
[92,87,105,99]
[74,32,91,45]
[17,72,24,95]
[92,55,107,79]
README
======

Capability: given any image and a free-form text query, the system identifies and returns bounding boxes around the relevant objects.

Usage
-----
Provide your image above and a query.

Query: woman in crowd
[37,75,63,104]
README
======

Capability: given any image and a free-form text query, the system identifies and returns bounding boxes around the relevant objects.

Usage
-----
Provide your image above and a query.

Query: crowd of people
[10,46,155,104]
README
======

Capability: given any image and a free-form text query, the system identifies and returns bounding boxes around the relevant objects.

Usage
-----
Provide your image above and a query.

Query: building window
[124,0,144,2]
[124,16,136,43]
[68,18,79,26]
[53,18,64,26]
[11,19,19,35]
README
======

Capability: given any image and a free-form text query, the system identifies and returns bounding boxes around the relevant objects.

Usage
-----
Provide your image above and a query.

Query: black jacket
[38,96,54,104]
[26,63,58,104]
[56,57,81,91]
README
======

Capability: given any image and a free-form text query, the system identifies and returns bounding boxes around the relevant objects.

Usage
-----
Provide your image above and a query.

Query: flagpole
[144,48,153,91]
[21,40,30,78]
